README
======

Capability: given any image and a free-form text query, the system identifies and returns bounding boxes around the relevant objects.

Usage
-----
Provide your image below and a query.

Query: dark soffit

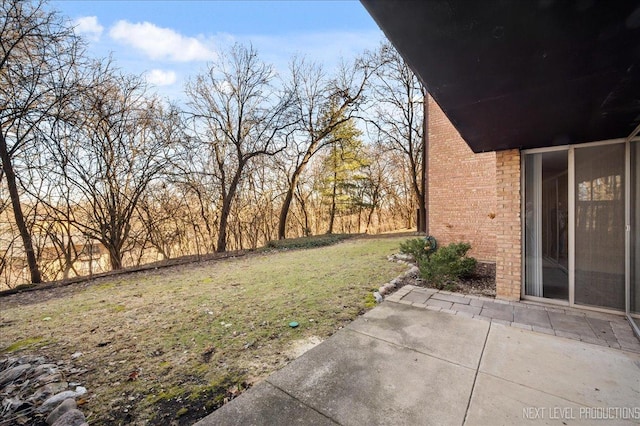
[361,0,640,153]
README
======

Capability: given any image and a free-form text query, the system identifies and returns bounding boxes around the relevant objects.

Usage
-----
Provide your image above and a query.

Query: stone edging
[372,253,417,303]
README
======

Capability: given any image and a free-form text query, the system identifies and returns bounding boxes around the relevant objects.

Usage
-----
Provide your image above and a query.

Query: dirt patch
[285,336,323,359]
[144,375,250,426]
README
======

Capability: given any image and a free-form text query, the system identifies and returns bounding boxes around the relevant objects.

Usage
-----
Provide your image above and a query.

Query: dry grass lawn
[0,235,408,425]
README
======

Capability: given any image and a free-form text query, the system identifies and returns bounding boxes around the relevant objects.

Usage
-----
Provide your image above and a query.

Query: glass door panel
[574,144,625,310]
[524,151,568,300]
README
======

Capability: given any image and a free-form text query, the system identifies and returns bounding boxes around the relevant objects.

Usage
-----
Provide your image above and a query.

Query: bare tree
[367,42,424,231]
[25,169,81,280]
[1,0,83,283]
[360,142,391,233]
[46,61,174,270]
[137,182,194,260]
[276,55,378,240]
[134,104,189,259]
[185,44,293,252]
[169,131,221,254]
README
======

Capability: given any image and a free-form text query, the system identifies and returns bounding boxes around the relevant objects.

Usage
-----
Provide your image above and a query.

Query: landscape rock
[46,398,77,425]
[0,364,31,386]
[38,387,87,413]
[406,266,420,276]
[31,381,69,402]
[35,372,64,385]
[38,391,79,413]
[373,291,383,303]
[380,252,424,300]
[0,355,90,424]
[387,253,414,263]
[51,409,86,426]
[17,355,46,365]
[33,364,59,376]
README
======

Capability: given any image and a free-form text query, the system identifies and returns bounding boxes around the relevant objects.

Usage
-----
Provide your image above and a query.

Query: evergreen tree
[319,108,369,234]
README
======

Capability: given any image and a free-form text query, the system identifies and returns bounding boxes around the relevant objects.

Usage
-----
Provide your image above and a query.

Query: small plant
[419,242,476,288]
[399,236,437,262]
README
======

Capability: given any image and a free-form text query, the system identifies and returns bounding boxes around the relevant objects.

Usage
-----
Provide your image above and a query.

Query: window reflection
[578,175,622,201]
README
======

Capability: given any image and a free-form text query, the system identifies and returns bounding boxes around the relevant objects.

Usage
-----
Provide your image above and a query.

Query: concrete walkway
[196,289,640,425]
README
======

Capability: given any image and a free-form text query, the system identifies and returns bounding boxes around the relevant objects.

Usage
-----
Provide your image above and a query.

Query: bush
[399,236,437,262]
[418,242,476,288]
[265,234,353,250]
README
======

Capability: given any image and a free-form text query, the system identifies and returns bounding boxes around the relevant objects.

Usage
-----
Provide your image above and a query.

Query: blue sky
[48,1,384,100]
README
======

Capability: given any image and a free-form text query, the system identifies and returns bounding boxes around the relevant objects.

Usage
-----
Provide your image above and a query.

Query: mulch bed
[395,261,496,298]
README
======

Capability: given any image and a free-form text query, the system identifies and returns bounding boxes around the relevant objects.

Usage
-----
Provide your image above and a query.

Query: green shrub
[265,234,353,250]
[399,237,436,262]
[418,242,476,288]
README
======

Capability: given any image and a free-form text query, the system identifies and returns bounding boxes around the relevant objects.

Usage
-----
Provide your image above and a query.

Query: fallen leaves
[127,370,139,381]
[201,345,215,363]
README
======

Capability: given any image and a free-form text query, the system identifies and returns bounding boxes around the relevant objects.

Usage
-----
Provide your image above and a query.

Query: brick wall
[495,149,522,300]
[428,97,497,261]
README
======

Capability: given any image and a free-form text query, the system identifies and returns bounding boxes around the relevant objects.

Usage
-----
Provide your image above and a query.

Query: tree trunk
[278,139,323,240]
[277,178,297,240]
[217,171,242,253]
[365,206,375,233]
[107,245,123,270]
[62,249,73,279]
[327,169,338,234]
[365,188,379,233]
[0,131,42,283]
[300,199,310,236]
[294,187,311,237]
[216,195,232,253]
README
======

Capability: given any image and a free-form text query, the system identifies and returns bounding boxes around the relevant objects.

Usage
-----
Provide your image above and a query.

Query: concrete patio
[196,288,640,425]
[389,286,640,353]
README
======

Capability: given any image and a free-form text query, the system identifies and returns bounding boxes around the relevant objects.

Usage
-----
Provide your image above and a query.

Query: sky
[48,0,385,101]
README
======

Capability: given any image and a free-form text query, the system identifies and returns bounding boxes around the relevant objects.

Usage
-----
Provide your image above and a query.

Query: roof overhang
[361,0,640,153]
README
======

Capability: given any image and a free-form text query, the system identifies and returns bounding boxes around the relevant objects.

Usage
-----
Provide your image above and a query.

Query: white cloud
[146,69,177,86]
[74,16,104,41]
[109,20,217,62]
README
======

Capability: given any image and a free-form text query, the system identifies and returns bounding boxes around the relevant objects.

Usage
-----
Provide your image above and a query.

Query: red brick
[428,97,496,261]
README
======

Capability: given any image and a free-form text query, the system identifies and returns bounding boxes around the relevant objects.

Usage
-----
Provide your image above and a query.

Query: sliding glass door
[524,141,636,319]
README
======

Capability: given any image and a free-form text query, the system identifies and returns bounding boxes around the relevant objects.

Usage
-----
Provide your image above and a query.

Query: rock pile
[387,253,415,264]
[0,355,89,425]
[373,254,421,302]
